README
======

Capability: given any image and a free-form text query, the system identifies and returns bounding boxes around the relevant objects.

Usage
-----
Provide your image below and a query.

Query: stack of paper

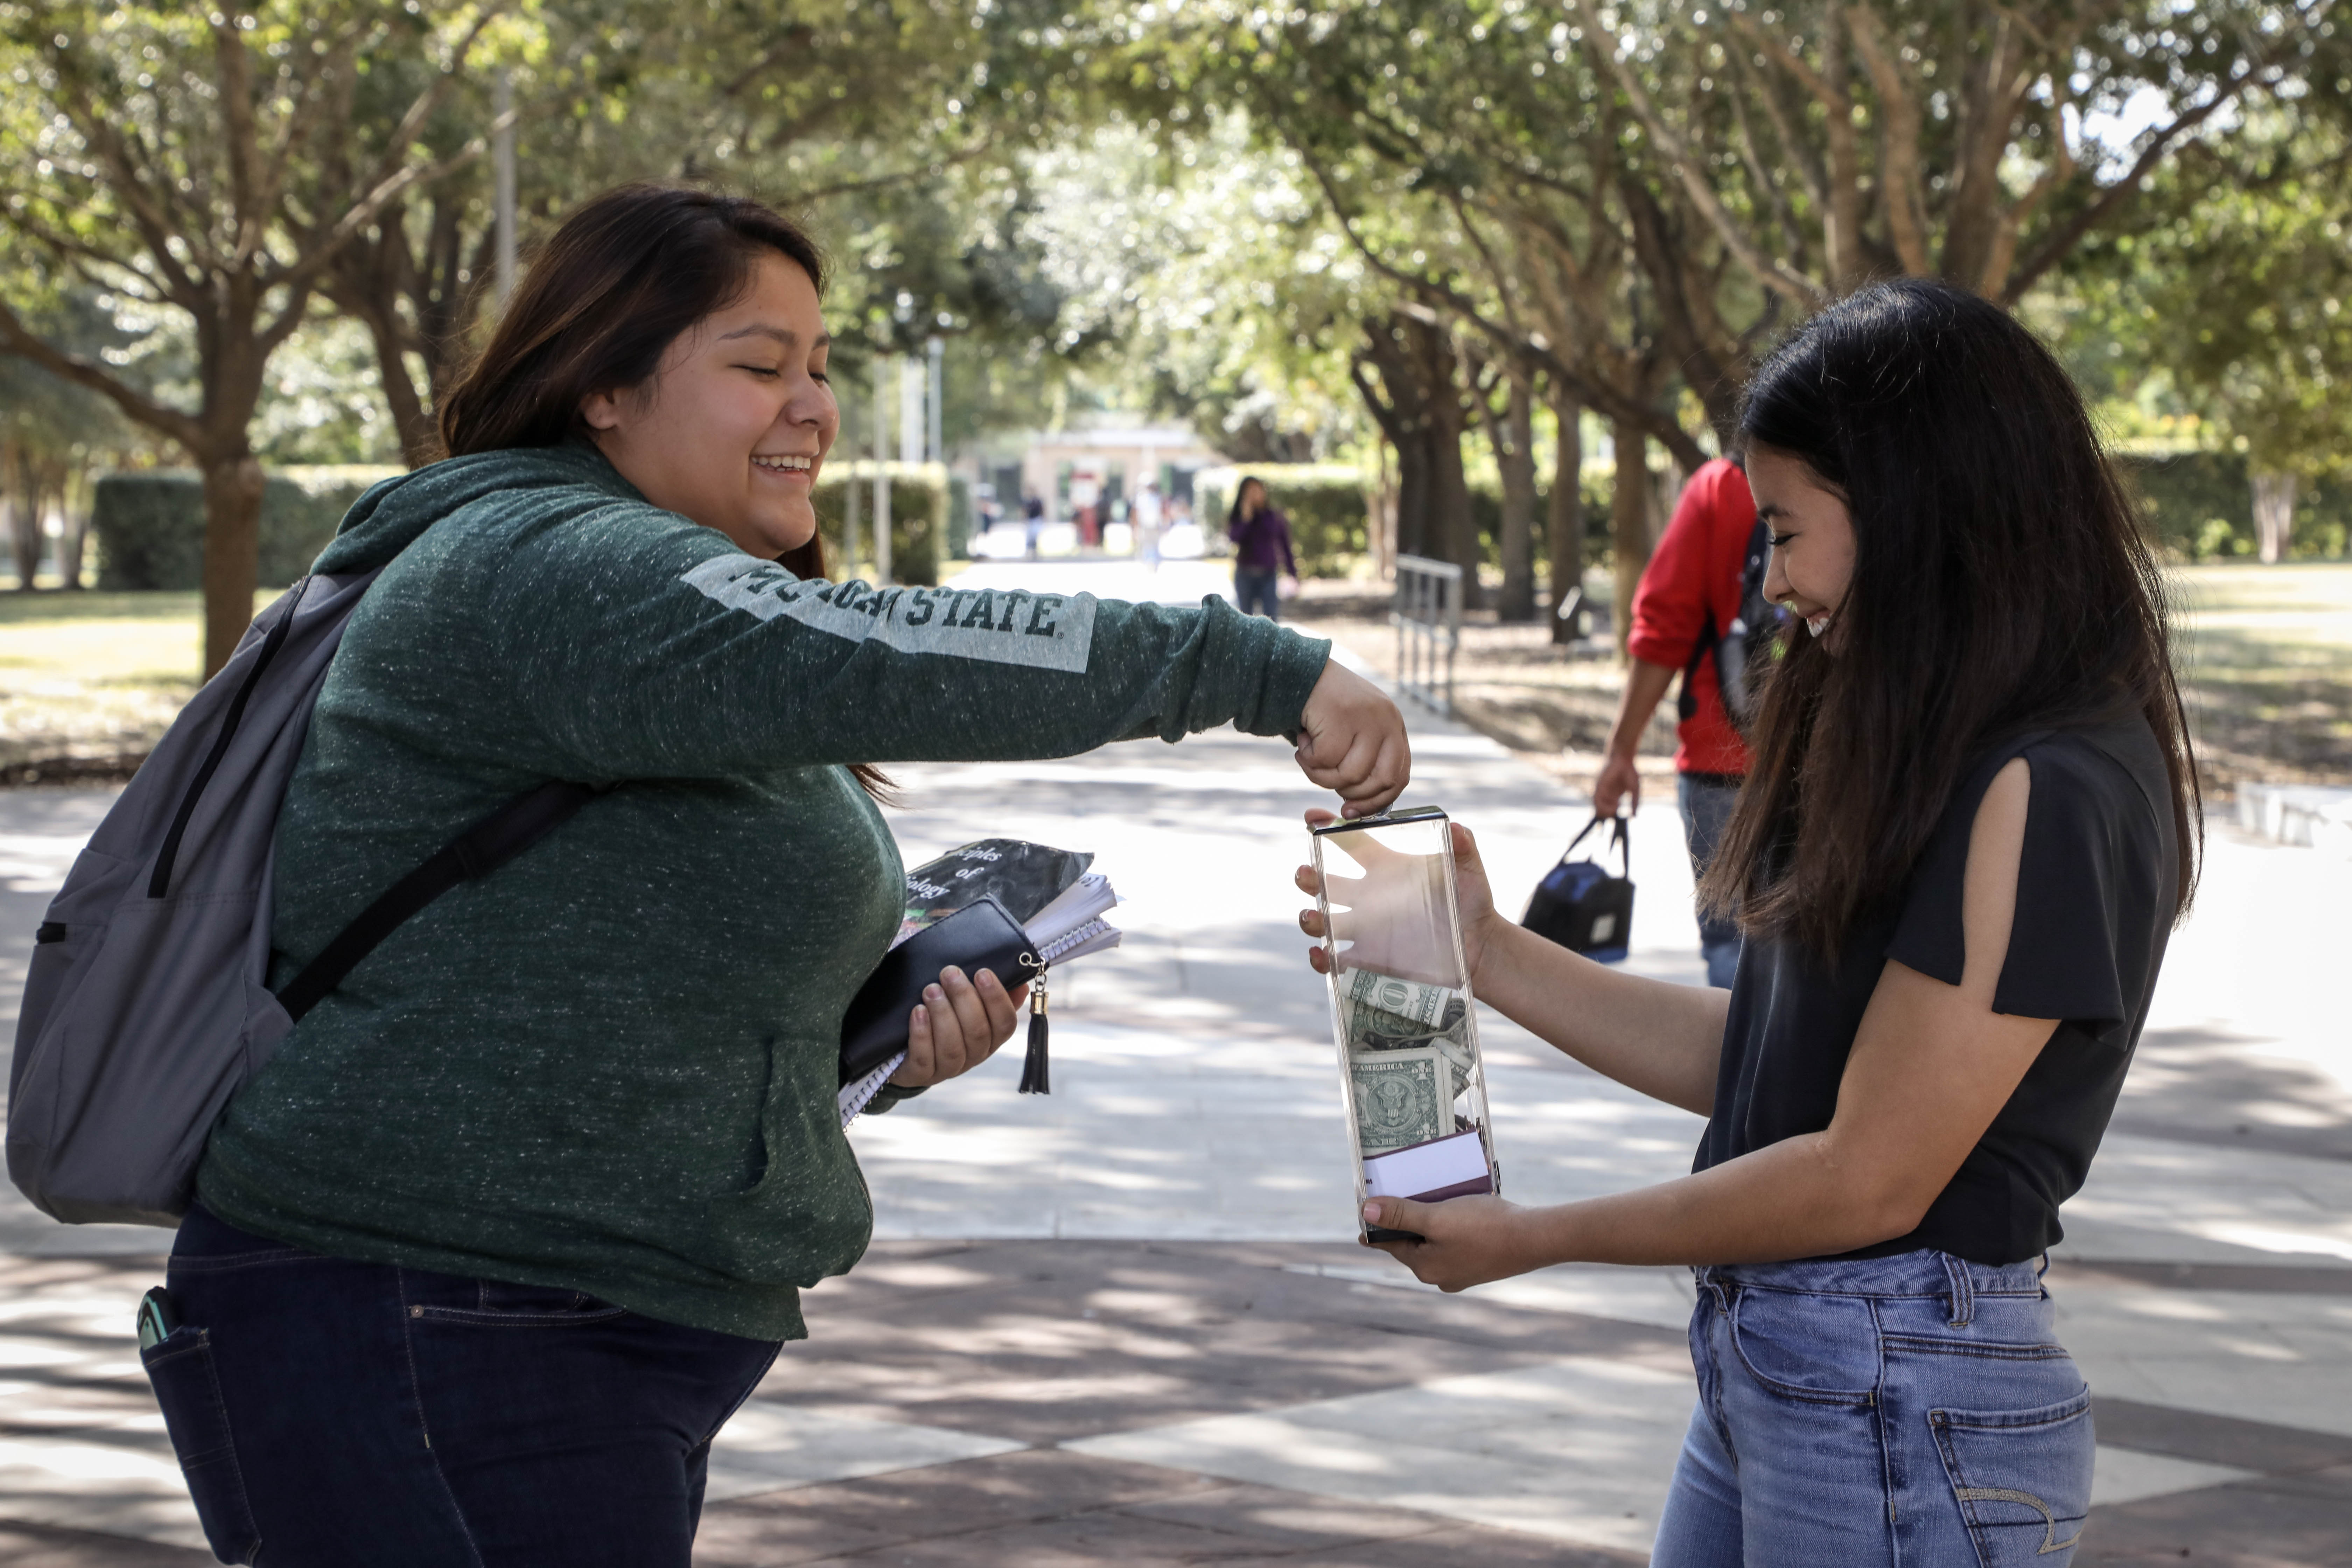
[1024,872,1122,965]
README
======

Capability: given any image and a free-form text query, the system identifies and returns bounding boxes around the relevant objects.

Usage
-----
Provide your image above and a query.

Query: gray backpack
[7,572,588,1226]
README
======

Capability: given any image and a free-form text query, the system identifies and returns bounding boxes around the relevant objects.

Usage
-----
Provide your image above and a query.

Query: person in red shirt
[1592,457,1757,987]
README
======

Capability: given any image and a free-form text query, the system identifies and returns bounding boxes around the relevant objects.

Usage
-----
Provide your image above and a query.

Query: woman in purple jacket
[1227,476,1299,620]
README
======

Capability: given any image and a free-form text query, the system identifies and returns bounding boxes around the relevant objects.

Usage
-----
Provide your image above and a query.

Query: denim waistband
[1696,1249,2047,1301]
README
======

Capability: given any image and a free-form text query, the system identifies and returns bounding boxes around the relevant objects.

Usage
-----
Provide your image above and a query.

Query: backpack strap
[1676,512,1772,725]
[149,578,310,899]
[1676,606,1718,723]
[275,780,601,1023]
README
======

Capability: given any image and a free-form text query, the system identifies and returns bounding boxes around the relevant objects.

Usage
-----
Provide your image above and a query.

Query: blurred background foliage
[0,0,2345,650]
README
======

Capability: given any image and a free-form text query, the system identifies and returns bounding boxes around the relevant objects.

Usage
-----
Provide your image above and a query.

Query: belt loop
[1942,1253,1975,1328]
[1694,1264,1731,1313]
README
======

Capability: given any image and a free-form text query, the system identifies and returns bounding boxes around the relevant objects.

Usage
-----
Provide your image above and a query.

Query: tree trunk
[200,453,268,677]
[1427,407,1479,609]
[2,498,31,590]
[1414,326,1481,609]
[1548,394,1584,645]
[1491,371,1539,622]
[1650,454,1687,551]
[1619,176,1747,446]
[362,306,440,468]
[2252,471,2297,564]
[1609,420,1652,662]
[1369,438,1399,581]
[1356,312,1479,601]
[3,438,34,589]
[1387,424,1430,560]
[327,192,471,469]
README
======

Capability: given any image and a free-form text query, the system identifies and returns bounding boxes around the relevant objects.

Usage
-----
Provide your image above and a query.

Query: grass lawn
[0,588,280,778]
[0,567,2345,791]
[2171,563,2352,790]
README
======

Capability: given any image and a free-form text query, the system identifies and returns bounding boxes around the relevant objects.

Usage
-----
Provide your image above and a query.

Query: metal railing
[1391,554,1463,716]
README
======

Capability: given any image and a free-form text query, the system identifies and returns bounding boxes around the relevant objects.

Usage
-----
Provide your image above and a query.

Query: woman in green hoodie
[155,184,1409,1566]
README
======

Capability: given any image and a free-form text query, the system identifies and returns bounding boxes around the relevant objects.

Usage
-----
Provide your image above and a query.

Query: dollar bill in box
[1309,807,1500,1239]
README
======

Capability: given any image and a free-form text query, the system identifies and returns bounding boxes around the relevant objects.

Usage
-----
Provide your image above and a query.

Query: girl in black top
[1298,279,2197,1564]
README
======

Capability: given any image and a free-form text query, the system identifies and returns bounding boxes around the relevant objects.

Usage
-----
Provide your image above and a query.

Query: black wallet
[839,895,1042,1083]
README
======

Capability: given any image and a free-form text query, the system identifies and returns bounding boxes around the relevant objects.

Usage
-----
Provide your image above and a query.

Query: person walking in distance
[1134,477,1164,567]
[1593,458,1758,987]
[1228,476,1299,621]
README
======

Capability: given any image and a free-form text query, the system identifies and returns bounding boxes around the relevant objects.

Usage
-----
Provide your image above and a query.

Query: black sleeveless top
[1694,716,2179,1265]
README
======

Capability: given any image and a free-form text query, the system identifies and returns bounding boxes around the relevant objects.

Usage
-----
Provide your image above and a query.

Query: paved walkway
[0,559,2347,1563]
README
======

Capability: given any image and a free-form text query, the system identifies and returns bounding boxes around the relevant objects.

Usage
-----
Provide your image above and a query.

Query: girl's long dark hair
[1699,279,2199,954]
[438,183,891,798]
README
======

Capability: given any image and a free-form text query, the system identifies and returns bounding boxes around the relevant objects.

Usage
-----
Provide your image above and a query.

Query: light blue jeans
[1677,773,1743,988]
[1654,1250,2093,1567]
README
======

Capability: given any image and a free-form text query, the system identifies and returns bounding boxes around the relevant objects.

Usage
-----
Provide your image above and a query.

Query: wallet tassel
[1018,974,1050,1094]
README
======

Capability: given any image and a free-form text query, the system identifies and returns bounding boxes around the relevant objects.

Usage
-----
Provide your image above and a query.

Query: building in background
[994,413,1222,525]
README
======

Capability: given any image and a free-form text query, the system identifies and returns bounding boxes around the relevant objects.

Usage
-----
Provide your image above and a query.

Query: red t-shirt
[1625,458,1756,777]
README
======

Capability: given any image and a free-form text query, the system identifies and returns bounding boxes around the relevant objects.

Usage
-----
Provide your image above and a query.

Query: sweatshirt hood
[310,444,641,576]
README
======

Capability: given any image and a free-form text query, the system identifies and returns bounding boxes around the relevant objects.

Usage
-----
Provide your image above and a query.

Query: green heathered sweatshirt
[195,444,1329,1340]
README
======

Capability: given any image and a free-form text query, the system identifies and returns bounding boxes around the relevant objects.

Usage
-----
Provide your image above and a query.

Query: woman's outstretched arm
[1298,819,1730,1114]
[467,500,1407,812]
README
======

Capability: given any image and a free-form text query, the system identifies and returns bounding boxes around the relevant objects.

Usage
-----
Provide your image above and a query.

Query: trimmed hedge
[1471,468,1614,574]
[812,461,948,586]
[1195,465,1368,576]
[91,466,404,590]
[946,474,974,562]
[2118,449,2351,561]
[92,461,967,592]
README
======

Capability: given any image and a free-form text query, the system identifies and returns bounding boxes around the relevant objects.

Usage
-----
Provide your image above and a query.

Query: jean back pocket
[142,1328,261,1564]
[1931,1386,2093,1566]
[408,1276,630,1327]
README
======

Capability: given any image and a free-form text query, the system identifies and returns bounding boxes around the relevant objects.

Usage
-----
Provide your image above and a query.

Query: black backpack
[1679,512,1780,740]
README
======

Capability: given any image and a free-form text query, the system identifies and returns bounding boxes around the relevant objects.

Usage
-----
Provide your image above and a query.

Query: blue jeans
[1234,568,1281,620]
[142,1205,781,1566]
[1678,772,1743,988]
[1654,1251,2093,1567]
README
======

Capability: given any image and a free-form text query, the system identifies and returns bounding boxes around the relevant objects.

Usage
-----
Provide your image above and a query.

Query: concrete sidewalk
[0,559,2347,1564]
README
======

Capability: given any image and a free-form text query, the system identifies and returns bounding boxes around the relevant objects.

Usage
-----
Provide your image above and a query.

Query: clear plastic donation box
[1309,806,1500,1243]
